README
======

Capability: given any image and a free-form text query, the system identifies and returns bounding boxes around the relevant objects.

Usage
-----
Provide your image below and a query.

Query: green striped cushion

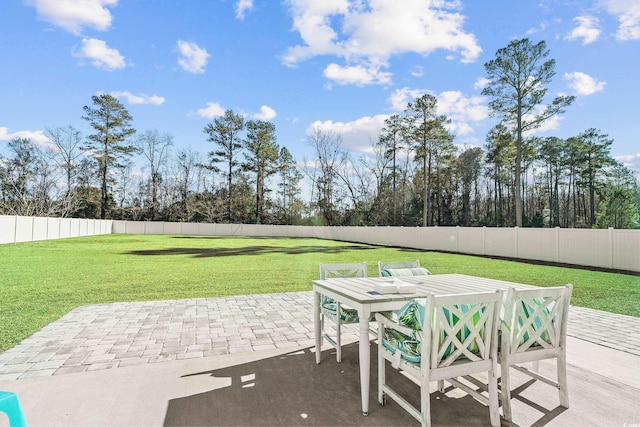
[439,304,485,357]
[322,297,359,322]
[381,298,426,362]
[517,298,553,346]
[381,299,486,363]
[382,267,431,277]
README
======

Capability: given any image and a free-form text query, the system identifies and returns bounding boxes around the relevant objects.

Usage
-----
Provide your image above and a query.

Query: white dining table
[312,273,539,416]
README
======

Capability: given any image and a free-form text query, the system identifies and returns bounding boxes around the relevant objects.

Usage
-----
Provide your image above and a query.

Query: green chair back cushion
[382,267,431,277]
[382,299,486,363]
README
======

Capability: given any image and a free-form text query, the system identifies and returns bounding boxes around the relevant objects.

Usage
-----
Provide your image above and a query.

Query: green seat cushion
[322,297,359,322]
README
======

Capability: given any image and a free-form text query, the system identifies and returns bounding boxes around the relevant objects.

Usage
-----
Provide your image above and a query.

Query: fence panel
[517,228,559,263]
[31,217,48,241]
[47,217,61,240]
[457,227,485,255]
[0,215,111,244]
[14,216,34,243]
[435,227,459,252]
[559,229,611,269]
[484,228,517,258]
[0,216,16,244]
[613,230,640,271]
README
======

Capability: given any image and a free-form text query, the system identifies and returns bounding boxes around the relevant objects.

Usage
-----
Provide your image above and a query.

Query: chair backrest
[422,290,503,370]
[501,284,573,357]
[319,263,368,279]
[378,260,427,276]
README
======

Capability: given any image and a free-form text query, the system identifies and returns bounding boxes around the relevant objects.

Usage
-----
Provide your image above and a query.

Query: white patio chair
[319,263,368,362]
[376,290,503,427]
[499,284,573,421]
[378,260,431,277]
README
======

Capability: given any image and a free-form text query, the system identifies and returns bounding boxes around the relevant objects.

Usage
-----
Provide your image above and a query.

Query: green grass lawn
[1,234,638,353]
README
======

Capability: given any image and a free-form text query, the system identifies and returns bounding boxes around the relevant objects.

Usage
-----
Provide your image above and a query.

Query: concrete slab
[1,338,638,426]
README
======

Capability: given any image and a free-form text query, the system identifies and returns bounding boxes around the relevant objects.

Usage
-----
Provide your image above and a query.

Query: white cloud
[197,102,225,119]
[236,0,253,20]
[72,37,125,70]
[565,15,601,44]
[323,63,392,86]
[436,91,488,136]
[600,0,640,40]
[282,0,480,85]
[473,77,490,90]
[26,0,117,34]
[0,127,49,145]
[388,87,425,111]
[410,66,424,78]
[387,87,488,137]
[177,40,210,74]
[252,105,277,120]
[615,153,640,172]
[110,91,165,105]
[308,114,390,153]
[564,71,606,95]
[526,20,550,35]
[522,105,563,135]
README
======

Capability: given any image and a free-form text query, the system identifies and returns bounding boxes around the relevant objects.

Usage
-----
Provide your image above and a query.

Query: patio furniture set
[313,261,572,427]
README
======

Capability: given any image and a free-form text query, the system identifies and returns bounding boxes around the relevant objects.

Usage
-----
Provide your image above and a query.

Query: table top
[312,273,538,305]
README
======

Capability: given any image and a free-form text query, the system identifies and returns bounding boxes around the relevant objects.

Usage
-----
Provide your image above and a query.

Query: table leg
[358,309,371,416]
[314,290,322,364]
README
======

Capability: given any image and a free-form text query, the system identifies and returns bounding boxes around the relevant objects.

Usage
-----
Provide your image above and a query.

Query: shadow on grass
[124,244,388,258]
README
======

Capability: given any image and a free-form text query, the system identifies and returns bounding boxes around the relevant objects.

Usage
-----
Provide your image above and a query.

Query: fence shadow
[124,244,385,258]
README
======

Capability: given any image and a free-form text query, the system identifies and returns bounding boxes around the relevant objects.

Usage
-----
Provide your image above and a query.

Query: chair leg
[378,348,385,405]
[421,374,431,427]
[558,354,569,408]
[336,315,342,363]
[500,362,513,421]
[488,369,501,427]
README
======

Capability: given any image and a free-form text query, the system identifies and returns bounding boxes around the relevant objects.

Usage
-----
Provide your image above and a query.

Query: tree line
[1,38,638,228]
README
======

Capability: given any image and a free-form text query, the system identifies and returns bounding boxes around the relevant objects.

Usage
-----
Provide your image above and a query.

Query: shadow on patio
[164,343,576,426]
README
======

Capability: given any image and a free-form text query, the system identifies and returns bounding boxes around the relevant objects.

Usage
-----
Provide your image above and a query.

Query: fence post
[608,227,614,269]
[482,226,486,255]
[555,227,560,263]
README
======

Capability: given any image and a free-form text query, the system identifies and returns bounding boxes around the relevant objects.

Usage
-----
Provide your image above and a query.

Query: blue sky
[1,0,639,174]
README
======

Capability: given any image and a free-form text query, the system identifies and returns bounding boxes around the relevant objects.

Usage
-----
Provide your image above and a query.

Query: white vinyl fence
[0,215,112,244]
[1,216,637,272]
[111,220,640,273]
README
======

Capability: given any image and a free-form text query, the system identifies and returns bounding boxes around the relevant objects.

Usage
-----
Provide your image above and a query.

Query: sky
[1,0,639,176]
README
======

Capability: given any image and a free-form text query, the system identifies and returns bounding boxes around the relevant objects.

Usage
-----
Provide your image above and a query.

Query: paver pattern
[0,291,638,380]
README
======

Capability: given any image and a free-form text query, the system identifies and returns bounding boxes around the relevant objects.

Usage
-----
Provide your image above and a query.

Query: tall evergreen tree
[277,146,303,225]
[458,147,484,226]
[482,38,574,227]
[203,110,244,222]
[243,120,279,223]
[575,128,615,226]
[405,94,453,226]
[378,114,406,225]
[82,94,136,219]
